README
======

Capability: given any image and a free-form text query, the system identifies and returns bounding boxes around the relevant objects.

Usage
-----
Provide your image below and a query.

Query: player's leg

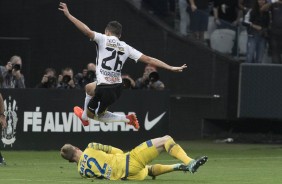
[143,135,192,176]
[126,140,159,180]
[84,96,133,126]
[73,82,136,127]
[152,135,208,174]
[82,82,97,119]
[150,135,192,164]
[128,136,187,172]
[97,111,139,129]
[0,151,6,166]
[73,82,97,126]
[127,163,186,180]
[97,111,128,123]
[128,136,207,180]
[86,84,139,129]
[96,84,139,129]
[86,109,139,129]
[147,163,186,178]
[127,138,189,180]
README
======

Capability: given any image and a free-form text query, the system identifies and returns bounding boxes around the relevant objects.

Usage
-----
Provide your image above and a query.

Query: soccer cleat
[0,157,6,166]
[74,106,89,126]
[126,114,140,130]
[186,156,208,173]
[174,163,187,171]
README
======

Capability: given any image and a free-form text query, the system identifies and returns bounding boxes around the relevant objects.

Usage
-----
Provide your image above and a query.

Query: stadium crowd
[137,0,282,63]
[0,56,166,90]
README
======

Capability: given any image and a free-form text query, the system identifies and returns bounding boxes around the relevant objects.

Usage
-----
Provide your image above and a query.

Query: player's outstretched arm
[139,55,187,72]
[58,2,94,39]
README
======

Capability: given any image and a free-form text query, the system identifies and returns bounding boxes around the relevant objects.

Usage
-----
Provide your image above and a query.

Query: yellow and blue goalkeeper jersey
[77,142,127,180]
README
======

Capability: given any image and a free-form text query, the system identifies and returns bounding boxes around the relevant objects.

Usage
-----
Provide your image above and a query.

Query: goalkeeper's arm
[87,142,124,154]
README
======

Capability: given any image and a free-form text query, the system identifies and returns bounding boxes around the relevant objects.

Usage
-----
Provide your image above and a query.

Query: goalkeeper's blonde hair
[60,144,75,162]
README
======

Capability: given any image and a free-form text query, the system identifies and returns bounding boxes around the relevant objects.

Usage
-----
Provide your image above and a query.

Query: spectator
[135,64,165,90]
[142,0,176,27]
[87,62,96,72]
[261,0,282,64]
[0,55,25,88]
[187,0,210,42]
[239,0,254,14]
[142,0,173,17]
[213,0,240,56]
[122,74,136,89]
[57,67,79,89]
[0,93,7,166]
[36,68,57,88]
[75,63,96,89]
[213,0,240,30]
[178,0,190,36]
[244,0,270,63]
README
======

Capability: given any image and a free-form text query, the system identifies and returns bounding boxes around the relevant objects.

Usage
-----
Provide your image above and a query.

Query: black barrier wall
[0,89,169,150]
[238,64,282,119]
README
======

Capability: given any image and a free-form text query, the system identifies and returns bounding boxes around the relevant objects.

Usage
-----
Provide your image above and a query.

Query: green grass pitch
[1,141,282,184]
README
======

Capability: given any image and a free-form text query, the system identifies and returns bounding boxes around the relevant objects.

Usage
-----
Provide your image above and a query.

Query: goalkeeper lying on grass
[60,135,208,180]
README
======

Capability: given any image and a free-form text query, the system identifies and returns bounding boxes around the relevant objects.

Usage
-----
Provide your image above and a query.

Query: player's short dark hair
[106,21,122,37]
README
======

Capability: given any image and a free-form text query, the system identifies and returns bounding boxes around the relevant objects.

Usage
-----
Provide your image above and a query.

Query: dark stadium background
[1,0,282,149]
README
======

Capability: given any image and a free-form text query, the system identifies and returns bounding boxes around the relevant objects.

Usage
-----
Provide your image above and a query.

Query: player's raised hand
[58,2,70,17]
[171,64,187,72]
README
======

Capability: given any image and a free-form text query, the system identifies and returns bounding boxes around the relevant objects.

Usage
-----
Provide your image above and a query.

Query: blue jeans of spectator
[246,34,266,63]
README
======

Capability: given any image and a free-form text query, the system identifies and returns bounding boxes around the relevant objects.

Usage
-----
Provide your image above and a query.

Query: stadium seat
[204,16,217,41]
[210,29,236,54]
[238,30,247,55]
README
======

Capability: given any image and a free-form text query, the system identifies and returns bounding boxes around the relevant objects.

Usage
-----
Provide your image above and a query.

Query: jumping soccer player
[60,135,208,180]
[58,2,187,129]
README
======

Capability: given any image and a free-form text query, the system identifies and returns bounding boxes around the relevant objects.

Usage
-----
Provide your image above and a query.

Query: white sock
[82,93,92,120]
[98,111,129,123]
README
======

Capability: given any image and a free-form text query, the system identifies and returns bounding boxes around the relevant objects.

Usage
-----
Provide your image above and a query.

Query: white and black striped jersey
[92,32,143,85]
